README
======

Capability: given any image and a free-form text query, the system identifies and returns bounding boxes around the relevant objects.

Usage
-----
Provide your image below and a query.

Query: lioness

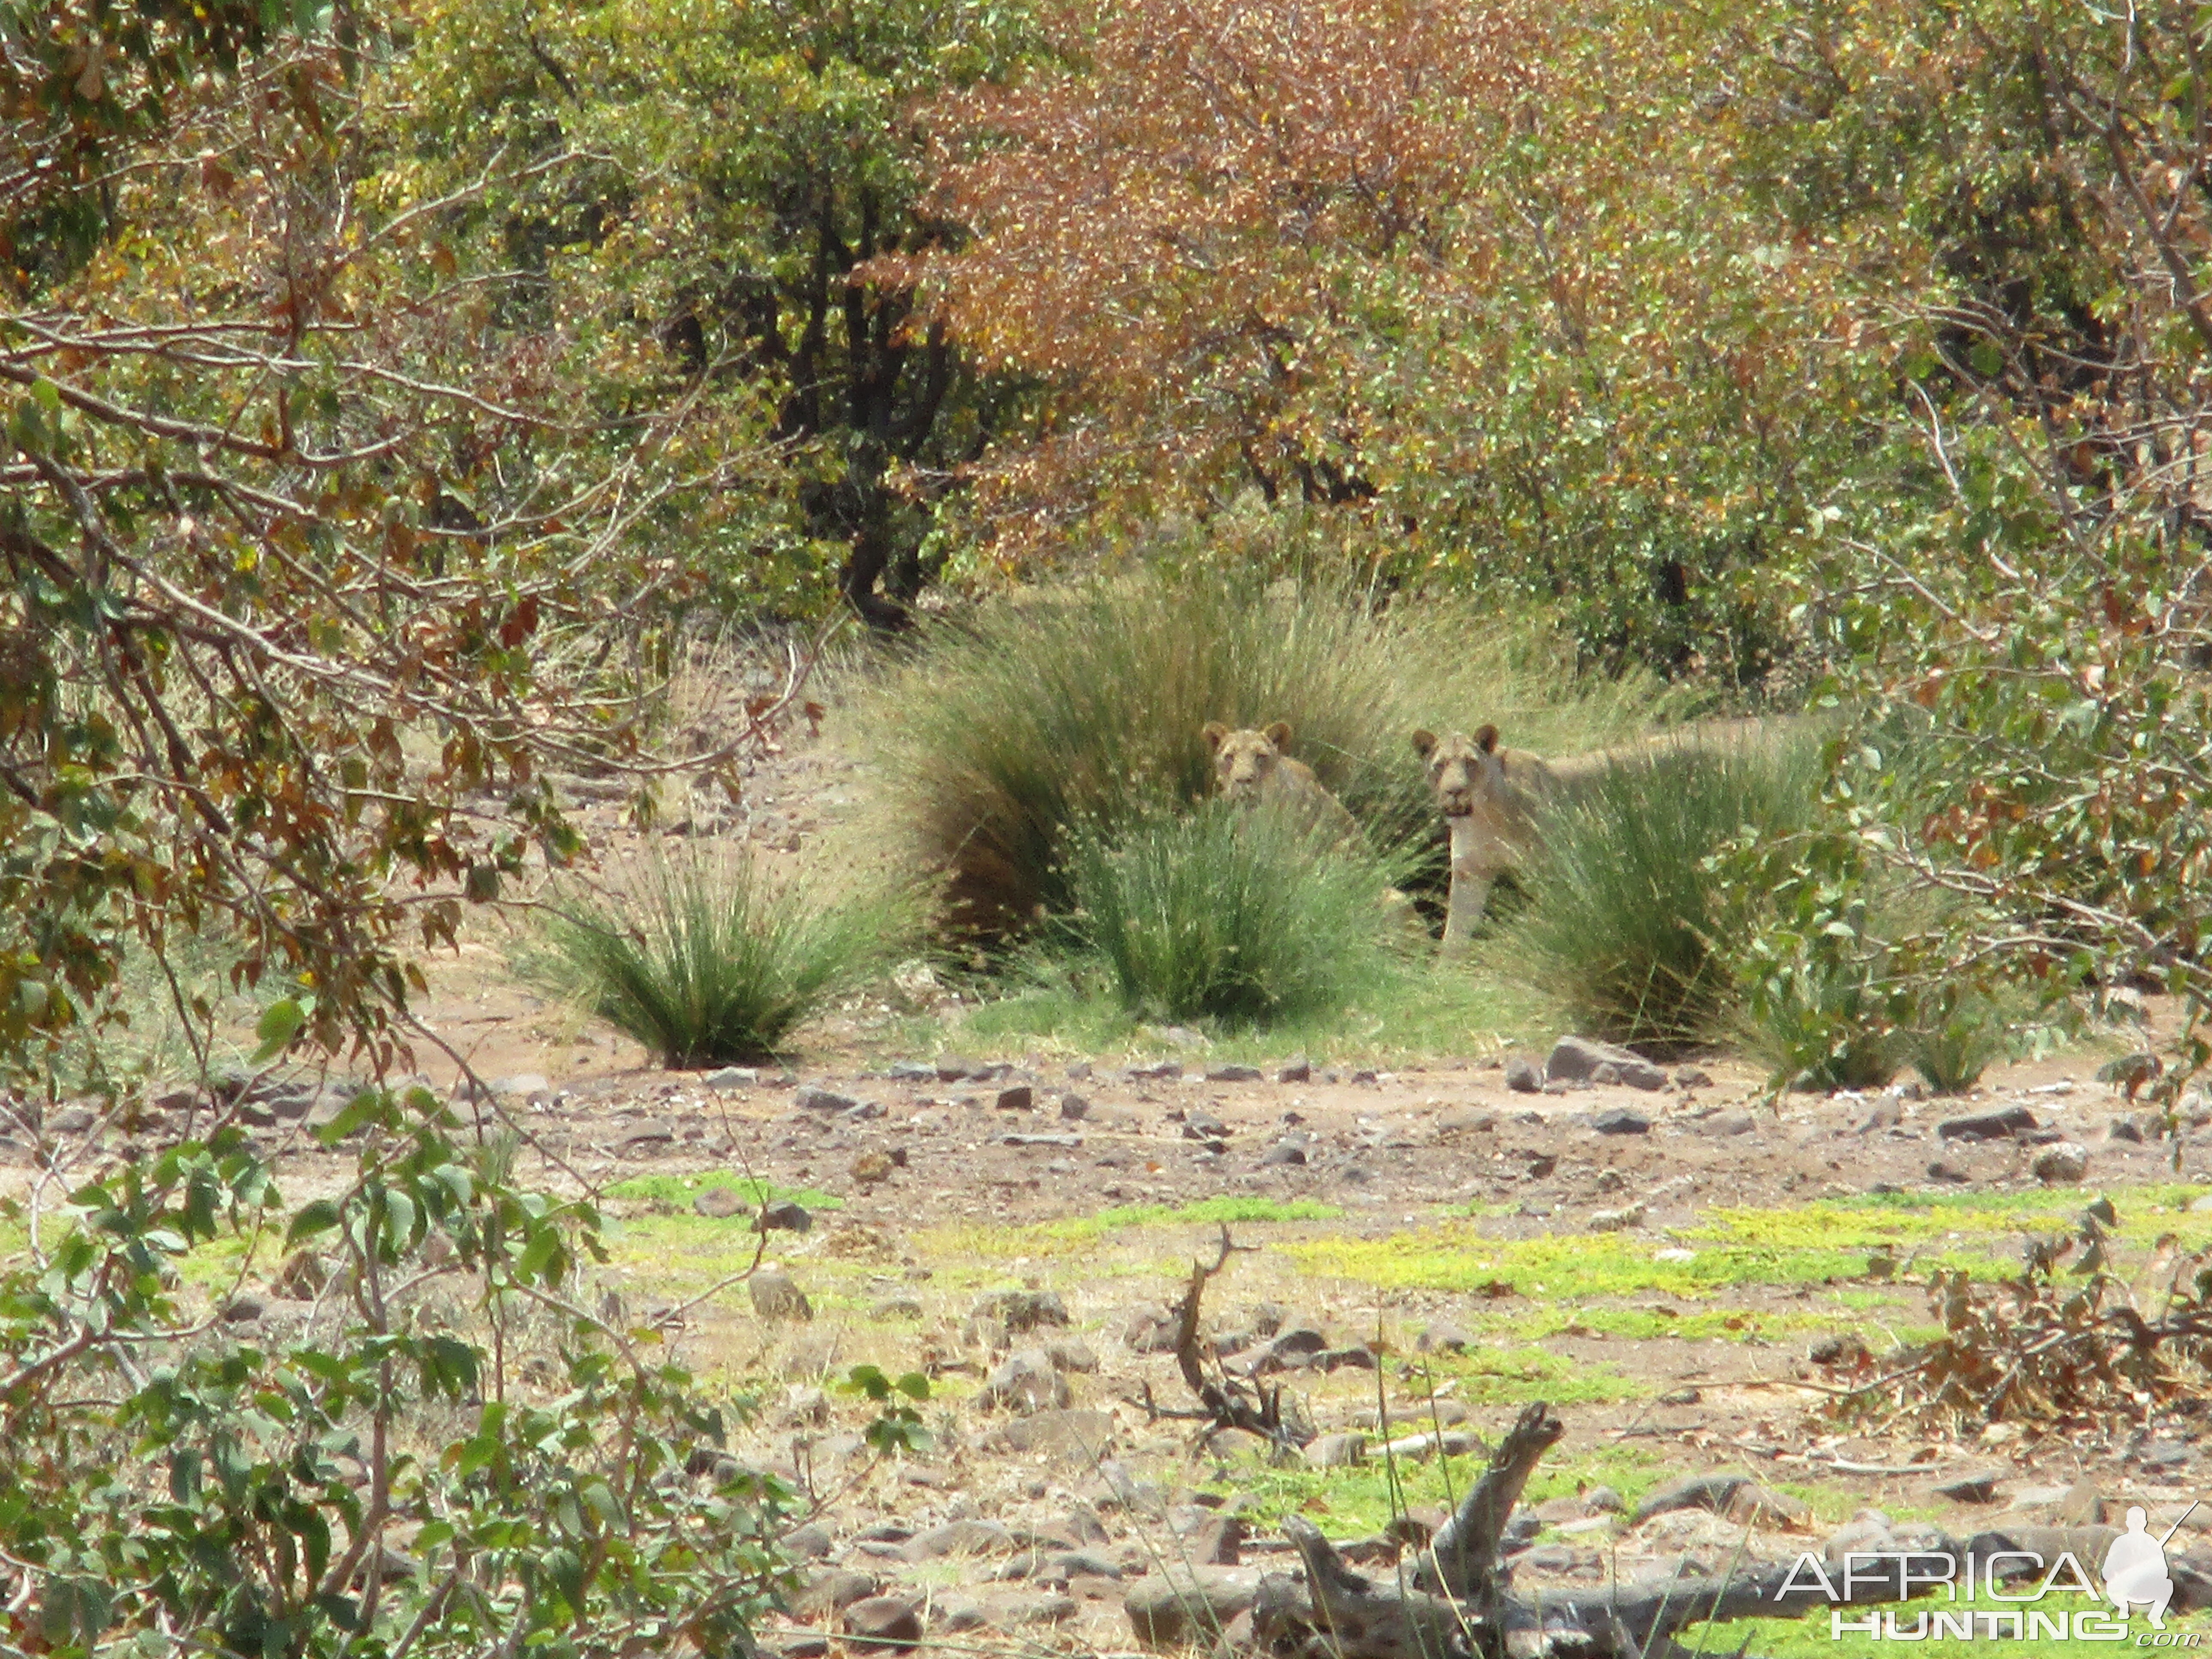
[1413,718,1793,954]
[1202,721,1361,843]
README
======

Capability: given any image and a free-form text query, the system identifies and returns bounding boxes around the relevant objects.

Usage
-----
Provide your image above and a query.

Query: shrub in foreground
[545,850,882,1065]
[1060,800,1407,1026]
[1501,734,1824,1055]
[873,574,1667,936]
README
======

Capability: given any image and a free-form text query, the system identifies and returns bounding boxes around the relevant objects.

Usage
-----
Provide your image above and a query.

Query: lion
[1413,718,1794,954]
[1201,721,1361,843]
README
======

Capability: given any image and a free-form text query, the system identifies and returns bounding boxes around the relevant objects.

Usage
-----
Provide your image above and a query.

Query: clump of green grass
[871,572,1671,936]
[1498,734,1824,1054]
[541,849,886,1066]
[1058,800,1410,1026]
[605,1171,843,1212]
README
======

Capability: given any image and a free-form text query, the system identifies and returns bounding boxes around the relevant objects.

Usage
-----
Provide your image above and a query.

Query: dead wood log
[1282,1517,1477,1658]
[1413,1400,1563,1604]
[1172,1225,1309,1447]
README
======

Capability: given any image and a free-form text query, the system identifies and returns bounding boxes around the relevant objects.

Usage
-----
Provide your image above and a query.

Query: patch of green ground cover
[922,1197,1348,1260]
[1288,1224,1997,1300]
[945,963,1542,1067]
[1421,1343,1647,1407]
[1689,1185,2212,1252]
[1207,1442,1670,1534]
[597,1216,885,1296]
[604,1170,844,1212]
[1686,1591,2209,1656]
[1514,1304,1851,1344]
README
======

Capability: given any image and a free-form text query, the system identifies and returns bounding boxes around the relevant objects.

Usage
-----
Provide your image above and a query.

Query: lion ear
[1201,722,1228,752]
[1412,729,1438,759]
[1474,724,1499,754]
[1264,721,1292,751]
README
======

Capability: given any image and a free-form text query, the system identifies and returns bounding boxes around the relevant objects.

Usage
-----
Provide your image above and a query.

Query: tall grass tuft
[871,574,1671,936]
[1499,734,1824,1055]
[1059,800,1409,1027]
[542,850,884,1066]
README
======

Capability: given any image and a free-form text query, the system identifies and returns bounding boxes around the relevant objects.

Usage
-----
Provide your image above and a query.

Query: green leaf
[284,1199,342,1248]
[250,997,306,1064]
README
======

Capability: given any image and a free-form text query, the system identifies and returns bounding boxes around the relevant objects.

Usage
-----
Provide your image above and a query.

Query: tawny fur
[1413,718,1792,955]
[1201,721,1361,844]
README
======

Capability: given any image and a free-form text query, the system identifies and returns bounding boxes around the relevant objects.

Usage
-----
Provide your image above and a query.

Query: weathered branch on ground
[1413,1399,1564,1602]
[1173,1225,1309,1447]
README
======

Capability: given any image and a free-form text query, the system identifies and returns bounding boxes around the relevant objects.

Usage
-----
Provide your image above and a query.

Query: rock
[1124,1060,1182,1080]
[872,1295,924,1320]
[990,1408,1117,1458]
[1937,1104,2037,1141]
[995,1084,1034,1112]
[1723,1484,1813,1528]
[749,1264,812,1322]
[933,1598,987,1635]
[1674,1066,1714,1089]
[990,1592,1077,1626]
[781,1522,834,1559]
[1435,1106,1496,1136]
[221,1294,265,1323]
[884,1060,936,1082]
[1059,1092,1091,1121]
[935,1056,981,1081]
[1183,1109,1228,1140]
[982,1349,1073,1414]
[1236,1326,1327,1375]
[1276,1055,1312,1084]
[1548,1036,1668,1091]
[900,1520,1012,1561]
[1935,1472,2003,1504]
[850,1150,894,1184]
[1688,1110,1759,1136]
[1926,1160,1970,1183]
[1124,1568,1261,1648]
[1586,1486,1626,1514]
[2032,1141,2089,1183]
[1632,1474,1749,1523]
[704,1066,760,1091]
[1810,1333,1870,1367]
[1313,1431,1368,1468]
[1589,1107,1651,1136]
[755,1200,812,1233]
[1417,1322,1473,1354]
[1505,1057,1544,1094]
[1123,1304,1180,1354]
[1823,1510,1896,1565]
[1045,1337,1099,1373]
[972,1289,1070,1332]
[261,1082,317,1122]
[841,1595,922,1653]
[796,1086,857,1114]
[693,1186,746,1219]
[2109,1115,2145,1142]
[796,1568,879,1617]
[1589,1202,1647,1232]
[1319,1346,1377,1371]
[1259,1138,1307,1167]
[1207,1064,1263,1082]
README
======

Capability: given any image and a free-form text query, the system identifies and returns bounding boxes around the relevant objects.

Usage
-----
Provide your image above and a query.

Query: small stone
[1258,1138,1307,1167]
[899,1519,1012,1561]
[1688,1110,1759,1136]
[1435,1106,1496,1136]
[1123,1304,1179,1354]
[1589,1108,1651,1135]
[1935,1472,2003,1504]
[782,1522,834,1559]
[1059,1092,1091,1121]
[755,1200,812,1233]
[1313,1431,1368,1467]
[1724,1483,1812,1528]
[1417,1321,1473,1354]
[221,1294,265,1323]
[1045,1337,1099,1373]
[935,1056,981,1081]
[1183,1109,1228,1140]
[1674,1066,1714,1089]
[1586,1486,1625,1513]
[872,1295,924,1321]
[1547,1035,1668,1091]
[1810,1333,1871,1368]
[1589,1202,1647,1232]
[972,1289,1070,1332]
[749,1264,812,1322]
[693,1186,746,1219]
[885,1060,936,1082]
[1123,1569,1261,1647]
[1276,1054,1312,1084]
[1926,1160,1970,1183]
[841,1595,922,1653]
[2109,1115,2145,1142]
[2031,1142,2088,1183]
[796,1085,857,1114]
[982,1349,1073,1414]
[851,1151,895,1184]
[1632,1474,1750,1523]
[1207,1064,1262,1082]
[1505,1056,1543,1093]
[1124,1059,1182,1080]
[703,1066,759,1091]
[1937,1104,2037,1141]
[995,1084,1034,1112]
[796,1568,879,1617]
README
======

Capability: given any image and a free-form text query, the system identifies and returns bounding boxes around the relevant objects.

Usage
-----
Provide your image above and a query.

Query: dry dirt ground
[37,711,2212,1656]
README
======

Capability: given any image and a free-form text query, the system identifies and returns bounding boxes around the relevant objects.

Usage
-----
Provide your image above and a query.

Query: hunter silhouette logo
[2101,1502,2196,1627]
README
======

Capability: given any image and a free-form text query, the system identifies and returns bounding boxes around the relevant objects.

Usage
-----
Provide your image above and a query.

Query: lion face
[1202,720,1294,803]
[1411,725,1502,818]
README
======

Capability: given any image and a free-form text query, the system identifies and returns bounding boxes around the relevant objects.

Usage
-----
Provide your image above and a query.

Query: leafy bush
[1745,956,1902,1091]
[1904,988,2014,1094]
[874,573,1669,935]
[0,1085,793,1659]
[1500,733,1824,1054]
[1058,799,1409,1026]
[544,850,884,1065]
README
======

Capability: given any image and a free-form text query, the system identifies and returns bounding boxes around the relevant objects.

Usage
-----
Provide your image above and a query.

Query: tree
[381,0,1043,627]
